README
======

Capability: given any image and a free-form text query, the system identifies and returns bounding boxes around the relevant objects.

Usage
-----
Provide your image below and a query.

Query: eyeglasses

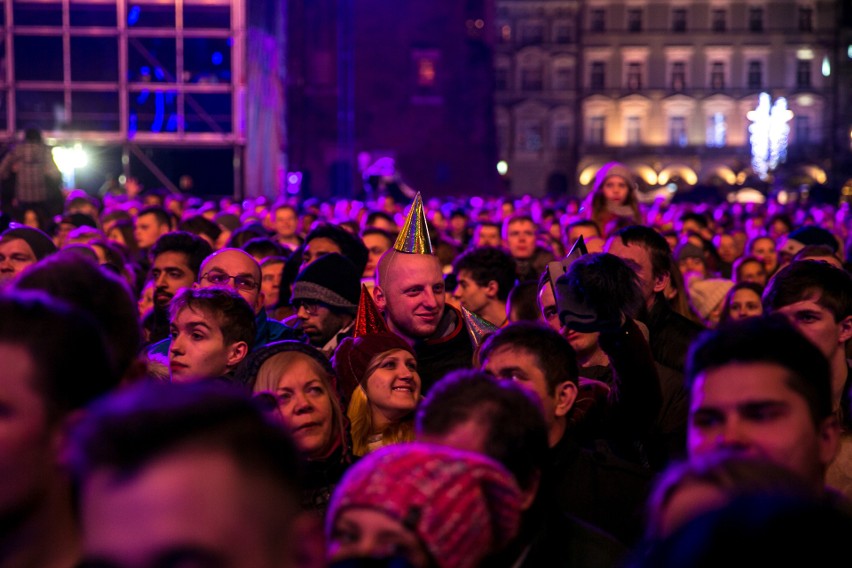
[292,300,321,315]
[200,271,260,291]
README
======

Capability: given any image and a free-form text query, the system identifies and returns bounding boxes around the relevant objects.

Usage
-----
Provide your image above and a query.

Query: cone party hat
[461,305,500,348]
[393,192,433,255]
[353,284,390,337]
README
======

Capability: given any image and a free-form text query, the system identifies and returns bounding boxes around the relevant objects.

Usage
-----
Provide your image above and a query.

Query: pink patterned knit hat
[326,442,523,568]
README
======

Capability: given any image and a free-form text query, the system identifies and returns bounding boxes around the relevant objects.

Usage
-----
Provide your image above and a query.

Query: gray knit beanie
[291,253,360,313]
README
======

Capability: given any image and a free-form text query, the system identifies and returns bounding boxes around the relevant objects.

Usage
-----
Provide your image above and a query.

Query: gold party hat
[545,235,588,289]
[461,305,500,348]
[353,284,390,337]
[393,192,433,254]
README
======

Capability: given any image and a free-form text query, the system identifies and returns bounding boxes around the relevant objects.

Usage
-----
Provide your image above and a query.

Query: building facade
[495,0,846,198]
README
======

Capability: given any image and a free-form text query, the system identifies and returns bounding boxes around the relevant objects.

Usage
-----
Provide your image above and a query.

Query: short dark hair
[178,214,222,244]
[507,279,541,322]
[0,290,116,420]
[304,222,369,274]
[415,369,548,491]
[150,230,213,279]
[479,321,579,393]
[608,225,673,283]
[68,380,302,532]
[169,287,256,349]
[686,314,833,427]
[242,236,289,260]
[12,253,141,382]
[452,246,518,302]
[763,260,852,322]
[137,205,172,230]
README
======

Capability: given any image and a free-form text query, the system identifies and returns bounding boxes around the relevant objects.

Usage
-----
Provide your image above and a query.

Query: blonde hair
[253,351,345,458]
[346,349,417,456]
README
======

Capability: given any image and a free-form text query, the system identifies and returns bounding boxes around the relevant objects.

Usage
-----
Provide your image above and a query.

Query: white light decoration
[496,160,508,175]
[51,143,88,188]
[747,93,793,180]
[822,56,831,77]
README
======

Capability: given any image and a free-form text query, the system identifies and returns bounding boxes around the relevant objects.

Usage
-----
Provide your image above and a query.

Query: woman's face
[602,176,630,205]
[266,355,335,459]
[727,288,763,321]
[365,349,420,422]
[328,508,429,567]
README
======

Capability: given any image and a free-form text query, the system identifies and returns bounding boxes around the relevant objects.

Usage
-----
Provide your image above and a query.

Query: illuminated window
[670,116,687,147]
[417,58,436,87]
[671,61,686,91]
[707,113,727,147]
[626,116,641,145]
[589,116,605,145]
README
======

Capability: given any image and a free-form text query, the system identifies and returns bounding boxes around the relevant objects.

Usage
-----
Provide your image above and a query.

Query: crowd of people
[1,159,852,568]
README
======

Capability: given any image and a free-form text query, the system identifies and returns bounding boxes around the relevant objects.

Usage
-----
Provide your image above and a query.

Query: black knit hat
[786,226,838,253]
[0,226,57,260]
[291,253,361,314]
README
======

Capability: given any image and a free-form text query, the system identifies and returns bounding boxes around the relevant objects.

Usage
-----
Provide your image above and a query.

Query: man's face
[773,295,852,360]
[274,208,298,238]
[300,237,341,271]
[0,239,38,286]
[151,251,195,310]
[134,213,168,249]
[482,345,556,428]
[375,254,444,340]
[361,233,391,279]
[81,451,294,568]
[504,220,536,260]
[687,361,838,488]
[452,270,490,316]
[715,234,738,264]
[0,344,58,525]
[168,307,240,382]
[294,301,351,348]
[605,238,664,307]
[198,249,264,313]
[473,225,501,248]
[261,262,284,309]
